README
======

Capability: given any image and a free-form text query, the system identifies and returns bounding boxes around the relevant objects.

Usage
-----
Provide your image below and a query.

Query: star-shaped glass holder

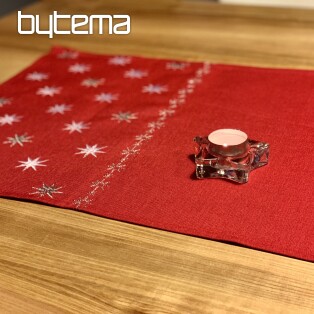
[194,129,269,183]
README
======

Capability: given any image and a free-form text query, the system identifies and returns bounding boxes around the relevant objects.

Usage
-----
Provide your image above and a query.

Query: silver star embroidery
[74,196,92,208]
[142,84,168,94]
[63,121,90,134]
[111,112,138,123]
[95,93,118,103]
[166,62,189,70]
[148,121,165,129]
[124,69,148,79]
[107,163,116,171]
[26,72,49,81]
[3,134,33,147]
[0,114,22,126]
[159,109,175,117]
[122,147,140,156]
[108,56,132,66]
[16,157,48,171]
[75,144,106,158]
[135,134,153,141]
[0,97,11,108]
[169,99,178,107]
[37,86,61,97]
[91,180,109,189]
[73,198,82,208]
[81,78,105,88]
[57,51,79,59]
[107,163,125,172]
[47,104,72,115]
[69,63,91,74]
[116,164,126,172]
[30,184,63,198]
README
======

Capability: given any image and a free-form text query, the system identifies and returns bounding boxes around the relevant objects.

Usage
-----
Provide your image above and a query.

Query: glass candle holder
[194,129,269,183]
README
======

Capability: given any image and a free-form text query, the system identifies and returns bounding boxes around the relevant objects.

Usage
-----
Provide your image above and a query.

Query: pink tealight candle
[208,129,249,157]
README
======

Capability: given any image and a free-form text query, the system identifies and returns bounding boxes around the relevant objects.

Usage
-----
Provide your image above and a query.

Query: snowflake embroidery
[37,86,61,97]
[178,89,186,97]
[116,164,126,172]
[148,121,165,129]
[107,163,125,172]
[95,93,118,103]
[91,180,109,189]
[63,121,90,134]
[81,78,105,88]
[16,157,48,171]
[159,109,175,117]
[69,63,91,74]
[73,199,81,208]
[142,84,168,94]
[135,134,153,141]
[124,69,148,79]
[169,99,178,107]
[0,114,22,126]
[74,196,92,208]
[104,173,113,179]
[122,148,140,156]
[26,72,49,81]
[108,56,132,66]
[111,112,138,123]
[75,144,106,158]
[3,134,33,147]
[107,163,116,171]
[47,104,72,115]
[166,62,189,70]
[30,183,63,198]
[57,51,79,59]
[0,97,11,108]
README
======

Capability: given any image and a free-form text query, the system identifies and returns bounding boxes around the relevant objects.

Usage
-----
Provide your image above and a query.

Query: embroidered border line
[73,62,211,209]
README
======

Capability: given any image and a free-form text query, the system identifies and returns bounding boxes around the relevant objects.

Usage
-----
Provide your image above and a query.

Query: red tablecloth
[1,47,313,261]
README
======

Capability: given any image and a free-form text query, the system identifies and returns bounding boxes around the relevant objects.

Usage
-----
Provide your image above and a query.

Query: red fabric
[1,47,313,261]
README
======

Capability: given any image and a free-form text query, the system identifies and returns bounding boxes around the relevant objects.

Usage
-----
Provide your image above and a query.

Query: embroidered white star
[16,157,48,171]
[0,114,22,126]
[108,56,132,66]
[3,134,33,147]
[30,183,63,198]
[26,72,49,81]
[166,62,189,70]
[63,121,90,134]
[0,97,11,108]
[75,144,106,158]
[95,93,118,103]
[57,51,79,59]
[111,112,138,123]
[124,69,148,79]
[47,104,72,115]
[142,84,168,94]
[81,78,105,88]
[68,63,91,74]
[37,86,61,97]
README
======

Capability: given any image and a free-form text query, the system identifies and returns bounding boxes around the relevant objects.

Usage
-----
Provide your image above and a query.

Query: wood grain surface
[0,199,313,314]
[0,1,314,313]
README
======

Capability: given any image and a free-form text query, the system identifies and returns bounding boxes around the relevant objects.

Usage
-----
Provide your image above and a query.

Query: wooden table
[0,1,313,313]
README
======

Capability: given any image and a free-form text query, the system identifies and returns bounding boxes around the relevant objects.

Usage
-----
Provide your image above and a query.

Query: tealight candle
[194,129,269,183]
[208,129,249,157]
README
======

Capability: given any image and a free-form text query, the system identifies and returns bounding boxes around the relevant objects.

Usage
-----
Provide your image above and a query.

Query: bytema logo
[18,11,130,38]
